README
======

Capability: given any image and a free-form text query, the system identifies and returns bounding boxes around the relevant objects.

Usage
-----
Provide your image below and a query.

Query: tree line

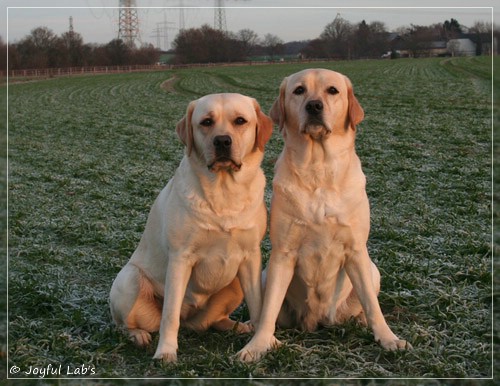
[1,16,496,71]
[172,17,494,63]
[2,27,160,71]
[171,25,285,63]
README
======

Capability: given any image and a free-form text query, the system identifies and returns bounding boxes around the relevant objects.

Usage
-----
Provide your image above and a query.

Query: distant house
[386,31,494,58]
[447,38,476,56]
[447,33,494,56]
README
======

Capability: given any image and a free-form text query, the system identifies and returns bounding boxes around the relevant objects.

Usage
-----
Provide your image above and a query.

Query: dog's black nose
[213,135,232,149]
[306,100,323,115]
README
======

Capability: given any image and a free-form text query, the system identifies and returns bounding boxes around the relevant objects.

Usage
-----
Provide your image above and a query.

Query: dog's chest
[307,187,341,224]
[187,230,250,294]
[295,225,348,283]
[279,183,343,225]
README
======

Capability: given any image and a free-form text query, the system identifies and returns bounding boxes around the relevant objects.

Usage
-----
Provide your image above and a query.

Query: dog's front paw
[128,329,152,346]
[379,337,412,351]
[234,320,255,334]
[236,335,281,362]
[153,344,178,363]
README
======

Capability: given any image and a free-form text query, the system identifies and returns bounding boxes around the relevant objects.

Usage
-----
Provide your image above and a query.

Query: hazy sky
[2,0,496,50]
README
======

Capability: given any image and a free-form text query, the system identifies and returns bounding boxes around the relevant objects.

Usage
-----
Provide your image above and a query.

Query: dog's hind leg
[110,263,162,346]
[183,277,250,333]
[331,262,381,325]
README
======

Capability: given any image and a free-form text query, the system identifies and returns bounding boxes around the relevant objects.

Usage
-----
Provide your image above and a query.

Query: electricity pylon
[118,0,140,47]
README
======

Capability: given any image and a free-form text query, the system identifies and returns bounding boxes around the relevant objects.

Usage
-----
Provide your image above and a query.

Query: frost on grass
[6,58,493,378]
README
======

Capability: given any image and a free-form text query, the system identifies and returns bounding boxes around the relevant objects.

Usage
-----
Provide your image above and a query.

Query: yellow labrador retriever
[110,93,273,362]
[238,69,410,362]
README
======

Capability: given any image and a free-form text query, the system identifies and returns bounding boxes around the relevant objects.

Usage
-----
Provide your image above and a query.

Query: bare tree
[60,31,85,67]
[237,29,259,59]
[262,33,284,60]
[0,37,6,72]
[172,25,245,64]
[320,15,354,59]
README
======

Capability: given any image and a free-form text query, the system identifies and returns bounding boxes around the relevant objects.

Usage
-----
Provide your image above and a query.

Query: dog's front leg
[153,258,193,362]
[345,246,411,350]
[237,252,295,362]
[237,249,263,329]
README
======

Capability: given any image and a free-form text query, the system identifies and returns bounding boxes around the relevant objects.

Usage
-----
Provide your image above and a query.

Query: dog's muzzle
[208,135,241,172]
[302,99,331,139]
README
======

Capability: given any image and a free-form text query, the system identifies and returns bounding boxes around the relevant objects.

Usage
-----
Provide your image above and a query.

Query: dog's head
[270,69,364,141]
[176,93,273,173]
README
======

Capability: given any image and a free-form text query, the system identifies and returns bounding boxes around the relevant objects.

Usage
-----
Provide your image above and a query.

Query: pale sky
[2,0,496,50]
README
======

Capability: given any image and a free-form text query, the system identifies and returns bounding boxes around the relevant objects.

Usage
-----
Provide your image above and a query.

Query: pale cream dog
[110,93,273,362]
[238,69,410,362]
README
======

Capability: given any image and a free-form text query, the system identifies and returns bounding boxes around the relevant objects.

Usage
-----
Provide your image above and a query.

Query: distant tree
[237,29,259,59]
[369,21,390,56]
[495,26,500,55]
[262,33,284,60]
[320,15,354,59]
[88,44,110,66]
[173,27,206,63]
[352,20,370,58]
[404,24,442,57]
[282,41,310,56]
[301,38,328,59]
[29,26,58,51]
[105,39,130,65]
[15,27,58,68]
[470,21,491,34]
[60,30,85,67]
[130,43,161,65]
[469,21,493,55]
[443,18,462,38]
[172,25,244,63]
[0,37,6,72]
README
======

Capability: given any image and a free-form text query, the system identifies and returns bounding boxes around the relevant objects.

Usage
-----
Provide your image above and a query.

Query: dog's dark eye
[293,86,305,95]
[200,118,213,127]
[328,86,339,95]
[234,117,247,126]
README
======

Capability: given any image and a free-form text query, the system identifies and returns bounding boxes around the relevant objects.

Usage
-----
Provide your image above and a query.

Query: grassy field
[5,57,495,381]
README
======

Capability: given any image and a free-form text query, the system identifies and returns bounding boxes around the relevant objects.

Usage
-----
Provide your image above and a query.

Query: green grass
[5,57,494,380]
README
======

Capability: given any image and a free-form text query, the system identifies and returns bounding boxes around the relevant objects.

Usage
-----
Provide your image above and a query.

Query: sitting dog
[110,93,273,362]
[238,69,410,362]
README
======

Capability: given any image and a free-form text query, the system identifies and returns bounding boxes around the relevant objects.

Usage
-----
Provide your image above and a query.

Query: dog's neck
[281,131,358,190]
[180,155,266,216]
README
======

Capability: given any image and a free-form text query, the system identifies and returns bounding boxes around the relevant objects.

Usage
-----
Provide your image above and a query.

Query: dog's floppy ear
[269,77,287,134]
[253,98,273,151]
[176,100,196,155]
[344,75,364,130]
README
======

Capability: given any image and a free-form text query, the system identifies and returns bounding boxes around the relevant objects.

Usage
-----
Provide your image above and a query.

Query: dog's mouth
[208,157,242,172]
[301,121,332,140]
